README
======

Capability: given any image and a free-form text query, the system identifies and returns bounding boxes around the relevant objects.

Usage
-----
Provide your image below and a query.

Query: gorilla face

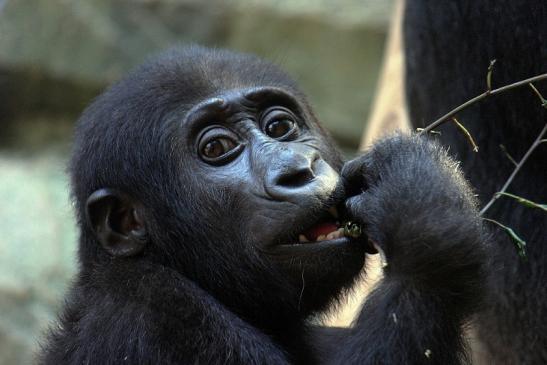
[166,87,366,319]
[75,47,365,325]
[183,87,351,253]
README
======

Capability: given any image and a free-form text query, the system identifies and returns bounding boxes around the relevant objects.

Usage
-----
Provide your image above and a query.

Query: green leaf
[496,192,547,212]
[343,221,362,238]
[483,218,527,260]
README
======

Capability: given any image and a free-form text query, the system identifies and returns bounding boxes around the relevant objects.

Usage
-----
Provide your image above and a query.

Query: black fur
[404,1,547,363]
[39,46,488,364]
[333,134,487,365]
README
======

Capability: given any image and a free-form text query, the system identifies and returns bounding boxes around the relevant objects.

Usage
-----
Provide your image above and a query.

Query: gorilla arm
[314,134,488,365]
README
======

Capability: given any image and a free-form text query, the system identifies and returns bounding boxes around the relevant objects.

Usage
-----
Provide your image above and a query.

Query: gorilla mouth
[297,207,345,243]
[276,204,355,250]
[262,204,360,262]
[261,184,367,259]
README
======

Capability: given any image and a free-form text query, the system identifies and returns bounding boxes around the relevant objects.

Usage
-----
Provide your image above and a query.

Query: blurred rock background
[0,0,393,363]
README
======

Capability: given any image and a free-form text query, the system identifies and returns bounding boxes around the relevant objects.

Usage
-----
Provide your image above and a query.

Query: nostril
[276,168,315,188]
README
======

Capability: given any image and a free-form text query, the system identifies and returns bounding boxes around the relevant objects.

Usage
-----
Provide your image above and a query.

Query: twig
[451,117,478,152]
[418,73,547,135]
[480,123,547,215]
[499,144,518,167]
[486,59,496,93]
[416,128,441,135]
[529,83,547,108]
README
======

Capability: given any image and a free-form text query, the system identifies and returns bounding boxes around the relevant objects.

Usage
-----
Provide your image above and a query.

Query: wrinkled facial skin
[184,87,341,248]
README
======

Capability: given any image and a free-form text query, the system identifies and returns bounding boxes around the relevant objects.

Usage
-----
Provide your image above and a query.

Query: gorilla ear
[85,189,147,257]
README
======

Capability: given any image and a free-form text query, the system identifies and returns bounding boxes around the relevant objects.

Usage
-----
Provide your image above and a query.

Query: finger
[344,194,369,224]
[341,156,368,197]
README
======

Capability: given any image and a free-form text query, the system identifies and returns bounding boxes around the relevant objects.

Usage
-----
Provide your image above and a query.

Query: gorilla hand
[342,133,488,310]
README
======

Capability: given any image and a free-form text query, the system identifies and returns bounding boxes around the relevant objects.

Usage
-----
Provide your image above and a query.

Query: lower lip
[263,237,354,260]
[277,236,350,248]
[261,236,361,262]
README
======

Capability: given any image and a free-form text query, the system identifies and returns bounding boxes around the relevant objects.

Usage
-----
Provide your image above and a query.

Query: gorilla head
[71,46,366,332]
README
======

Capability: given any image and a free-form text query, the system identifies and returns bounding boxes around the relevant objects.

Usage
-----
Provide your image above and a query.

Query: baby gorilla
[39,46,487,365]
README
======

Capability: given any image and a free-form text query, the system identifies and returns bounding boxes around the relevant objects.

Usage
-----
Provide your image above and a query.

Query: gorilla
[39,46,487,364]
[404,0,547,363]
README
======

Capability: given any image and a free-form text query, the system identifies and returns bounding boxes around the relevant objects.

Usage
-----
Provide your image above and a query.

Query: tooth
[317,234,326,242]
[299,234,309,243]
[328,206,339,218]
[330,228,344,240]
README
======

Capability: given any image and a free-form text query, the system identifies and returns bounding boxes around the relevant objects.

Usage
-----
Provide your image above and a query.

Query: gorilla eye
[202,138,236,158]
[266,119,294,138]
[262,108,298,140]
[198,127,242,165]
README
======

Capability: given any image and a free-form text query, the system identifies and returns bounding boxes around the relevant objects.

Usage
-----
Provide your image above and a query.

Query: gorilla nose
[275,161,316,188]
[265,149,339,202]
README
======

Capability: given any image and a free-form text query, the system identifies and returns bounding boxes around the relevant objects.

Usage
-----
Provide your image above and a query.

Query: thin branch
[529,83,547,108]
[416,128,441,135]
[499,144,518,167]
[486,59,496,93]
[418,73,547,135]
[480,123,547,215]
[451,117,478,152]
